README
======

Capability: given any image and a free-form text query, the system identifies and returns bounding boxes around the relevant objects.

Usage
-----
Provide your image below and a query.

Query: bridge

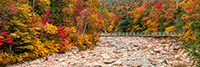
[99,32,180,37]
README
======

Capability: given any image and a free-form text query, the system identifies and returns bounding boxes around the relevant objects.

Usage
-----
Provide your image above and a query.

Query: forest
[0,0,199,66]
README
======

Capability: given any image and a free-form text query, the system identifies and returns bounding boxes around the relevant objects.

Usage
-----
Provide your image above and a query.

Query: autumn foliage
[102,0,200,66]
[0,0,117,66]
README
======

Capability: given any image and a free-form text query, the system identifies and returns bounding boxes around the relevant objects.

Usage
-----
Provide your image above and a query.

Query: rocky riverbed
[8,37,194,67]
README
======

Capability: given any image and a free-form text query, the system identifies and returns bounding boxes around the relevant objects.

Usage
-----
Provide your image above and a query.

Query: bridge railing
[99,32,180,37]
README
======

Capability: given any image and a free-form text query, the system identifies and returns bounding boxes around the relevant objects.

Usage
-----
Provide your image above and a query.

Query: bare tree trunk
[175,0,179,33]
[9,43,12,50]
[83,21,89,35]
[33,0,35,15]
[175,0,179,9]
[69,0,78,20]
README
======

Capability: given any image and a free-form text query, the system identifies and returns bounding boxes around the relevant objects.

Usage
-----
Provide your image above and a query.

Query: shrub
[181,19,200,66]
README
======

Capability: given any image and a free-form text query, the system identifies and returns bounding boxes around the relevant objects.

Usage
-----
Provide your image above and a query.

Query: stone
[119,49,127,53]
[103,64,113,67]
[174,46,180,50]
[123,53,130,57]
[126,62,134,66]
[58,58,65,62]
[173,61,187,67]
[154,48,162,53]
[177,49,184,54]
[174,54,182,60]
[148,50,155,55]
[113,60,123,66]
[143,64,153,67]
[133,44,139,47]
[172,43,178,46]
[122,57,129,61]
[130,62,142,67]
[10,37,193,67]
[66,52,74,56]
[127,47,132,51]
[151,59,165,65]
[161,39,167,44]
[93,63,102,67]
[164,46,169,51]
[132,47,138,51]
[66,46,79,53]
[96,42,102,46]
[109,43,116,47]
[113,50,121,53]
[169,46,174,50]
[128,42,134,45]
[120,46,127,49]
[81,54,86,58]
[55,58,59,61]
[104,60,115,64]
[101,54,111,60]
[118,53,123,56]
[61,62,67,65]
[160,50,168,54]
[85,63,93,67]
[43,64,47,67]
[147,44,152,48]
[146,55,152,60]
